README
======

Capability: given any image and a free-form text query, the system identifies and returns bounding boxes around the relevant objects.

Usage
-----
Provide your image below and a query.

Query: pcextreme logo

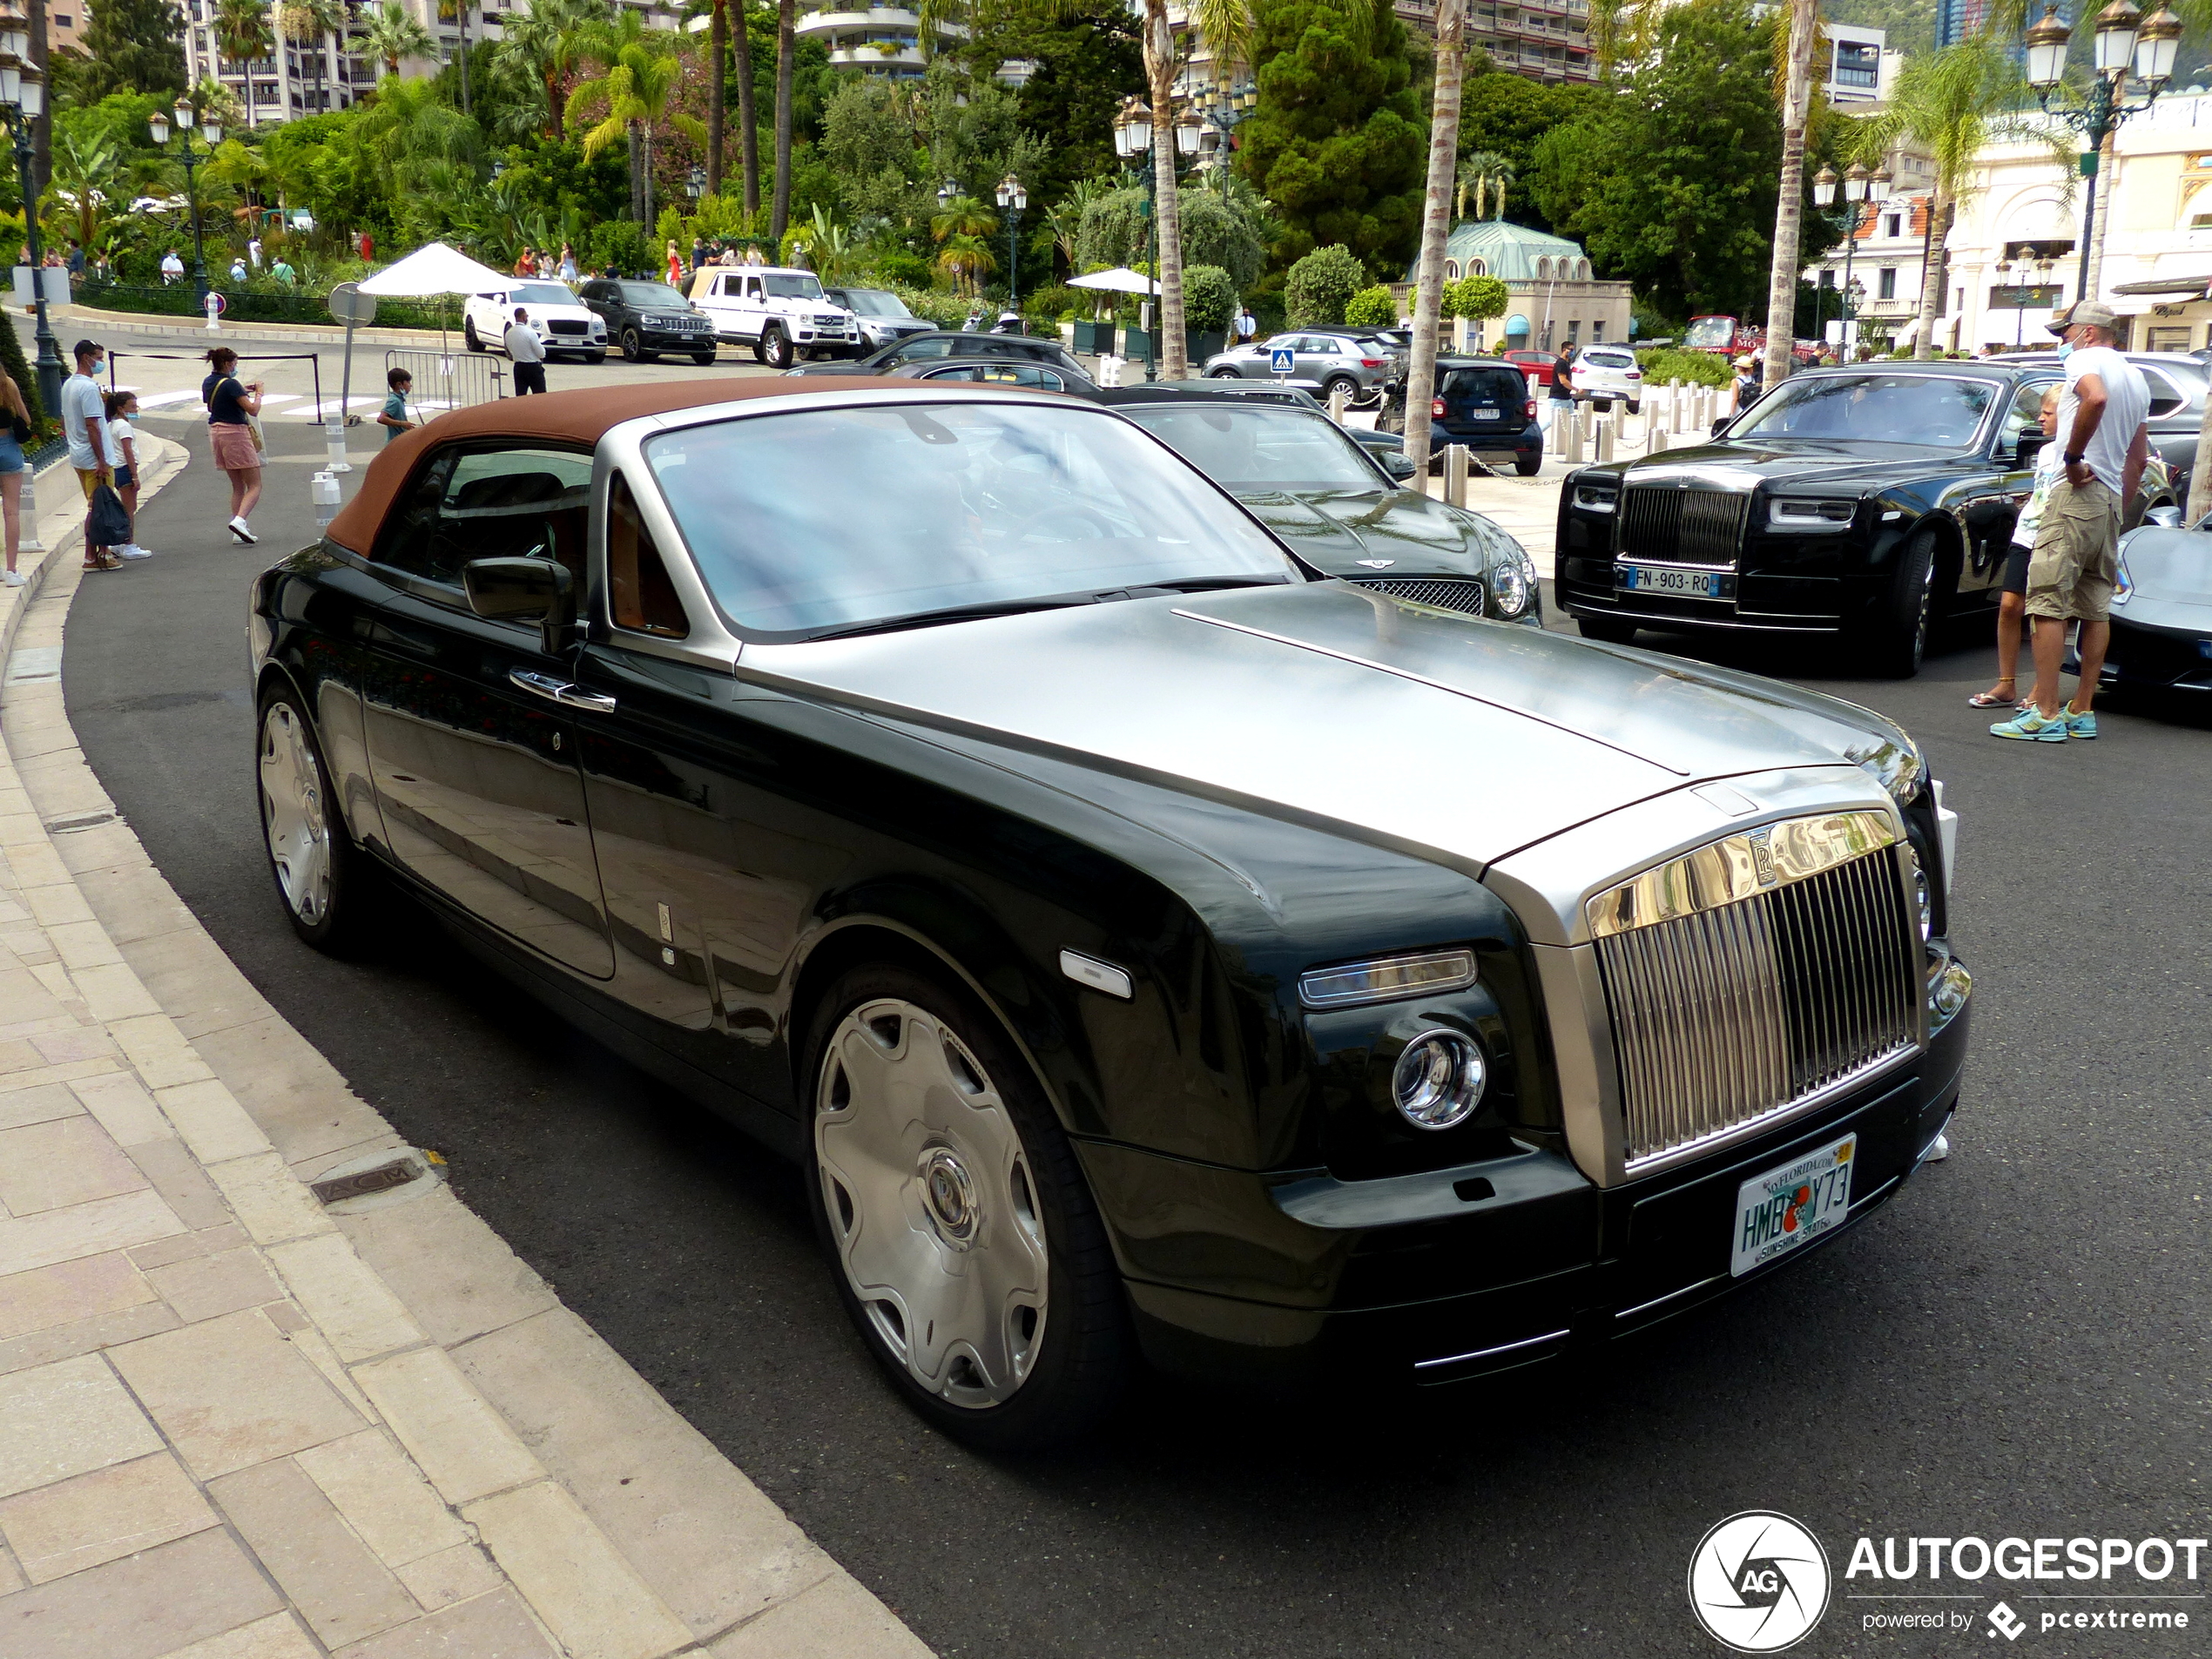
[1688,1511,1832,1653]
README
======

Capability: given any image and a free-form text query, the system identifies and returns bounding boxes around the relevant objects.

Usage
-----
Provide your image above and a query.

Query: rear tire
[802,963,1129,1452]
[1578,616,1641,645]
[1515,454,1542,476]
[1322,374,1358,404]
[584,352,606,366]
[1209,368,1240,379]
[1627,399,1642,415]
[463,320,484,353]
[1864,527,1938,678]
[256,687,373,954]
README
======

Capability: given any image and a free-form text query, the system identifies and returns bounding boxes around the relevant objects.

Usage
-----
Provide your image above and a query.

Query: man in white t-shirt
[1992,301,2149,744]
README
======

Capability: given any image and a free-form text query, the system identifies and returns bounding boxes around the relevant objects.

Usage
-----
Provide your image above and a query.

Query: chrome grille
[1590,818,1920,1167]
[1351,577,1484,617]
[1619,485,1750,568]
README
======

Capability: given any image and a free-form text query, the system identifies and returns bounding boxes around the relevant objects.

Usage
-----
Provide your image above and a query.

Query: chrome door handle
[509,669,617,713]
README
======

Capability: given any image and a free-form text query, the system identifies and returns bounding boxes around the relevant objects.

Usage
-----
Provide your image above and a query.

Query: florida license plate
[1622,565,1724,597]
[1731,1133,1856,1277]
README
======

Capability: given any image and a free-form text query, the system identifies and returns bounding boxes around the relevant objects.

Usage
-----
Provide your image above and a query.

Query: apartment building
[1827,22,1900,105]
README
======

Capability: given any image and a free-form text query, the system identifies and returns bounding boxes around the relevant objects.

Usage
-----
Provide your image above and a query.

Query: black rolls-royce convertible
[1558,361,2071,675]
[252,380,1973,1448]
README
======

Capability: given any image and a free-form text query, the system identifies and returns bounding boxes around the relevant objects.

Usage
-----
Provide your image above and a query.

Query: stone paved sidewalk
[0,444,932,1659]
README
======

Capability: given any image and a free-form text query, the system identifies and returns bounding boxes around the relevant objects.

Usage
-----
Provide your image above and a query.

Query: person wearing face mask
[63,340,123,571]
[1990,302,2150,743]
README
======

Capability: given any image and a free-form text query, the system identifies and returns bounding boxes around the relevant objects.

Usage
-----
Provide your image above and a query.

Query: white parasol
[358,241,515,296]
[1068,266,1160,295]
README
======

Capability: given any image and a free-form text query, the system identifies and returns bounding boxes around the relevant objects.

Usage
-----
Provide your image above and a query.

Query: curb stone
[0,436,934,1659]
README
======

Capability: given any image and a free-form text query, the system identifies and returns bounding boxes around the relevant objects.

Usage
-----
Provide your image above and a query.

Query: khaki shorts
[2026,475,2121,623]
[74,466,111,500]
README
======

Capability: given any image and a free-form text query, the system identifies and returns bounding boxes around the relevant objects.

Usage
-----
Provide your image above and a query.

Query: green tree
[567,16,705,227]
[1181,263,1237,331]
[277,0,343,116]
[48,131,126,255]
[70,0,187,102]
[1451,63,1596,233]
[1238,0,1425,275]
[961,0,1143,208]
[819,76,924,227]
[1456,150,1511,220]
[490,0,609,139]
[1443,270,1506,321]
[361,2,435,76]
[213,0,277,125]
[1345,283,1396,326]
[1530,0,1809,323]
[1284,241,1365,324]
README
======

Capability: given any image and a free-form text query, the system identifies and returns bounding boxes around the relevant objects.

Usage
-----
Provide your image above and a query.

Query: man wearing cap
[1992,300,2150,742]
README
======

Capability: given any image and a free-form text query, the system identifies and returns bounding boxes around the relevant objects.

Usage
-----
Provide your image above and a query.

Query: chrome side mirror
[2145,503,2182,529]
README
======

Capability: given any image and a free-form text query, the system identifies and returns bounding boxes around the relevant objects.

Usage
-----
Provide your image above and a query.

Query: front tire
[622,327,655,364]
[803,963,1129,1451]
[1864,527,1937,678]
[764,325,794,370]
[257,687,370,952]
[584,352,607,365]
[693,351,717,366]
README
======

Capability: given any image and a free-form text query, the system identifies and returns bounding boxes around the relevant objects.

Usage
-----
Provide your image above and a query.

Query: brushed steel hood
[734,583,1888,872]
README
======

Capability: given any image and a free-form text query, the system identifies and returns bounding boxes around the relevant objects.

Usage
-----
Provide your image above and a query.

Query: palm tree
[435,0,474,114]
[214,0,277,125]
[361,0,433,76]
[278,0,343,113]
[50,131,125,257]
[489,0,607,139]
[1758,0,1818,386]
[567,20,705,229]
[730,0,759,217]
[771,0,795,238]
[1403,0,1467,466]
[1456,151,1513,221]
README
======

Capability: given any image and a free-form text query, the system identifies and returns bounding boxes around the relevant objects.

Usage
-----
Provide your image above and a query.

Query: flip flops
[1966,687,2020,708]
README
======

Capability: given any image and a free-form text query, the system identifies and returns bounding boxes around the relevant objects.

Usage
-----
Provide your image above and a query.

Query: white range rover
[463,280,608,364]
[687,266,860,368]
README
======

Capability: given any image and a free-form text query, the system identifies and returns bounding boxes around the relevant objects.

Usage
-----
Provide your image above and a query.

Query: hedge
[1635,347,1734,388]
[78,280,462,333]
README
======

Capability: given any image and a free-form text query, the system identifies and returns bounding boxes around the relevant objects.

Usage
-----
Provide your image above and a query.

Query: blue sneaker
[2065,708,2098,739]
[1991,707,2070,741]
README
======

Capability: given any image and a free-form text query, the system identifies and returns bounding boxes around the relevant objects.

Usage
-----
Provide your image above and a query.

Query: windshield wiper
[805,577,1288,641]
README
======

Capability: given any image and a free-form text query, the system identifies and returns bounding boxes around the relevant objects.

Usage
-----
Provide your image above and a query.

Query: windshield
[644,401,1295,637]
[764,273,824,300]
[836,289,912,319]
[1122,404,1383,492]
[507,282,575,308]
[618,283,690,308]
[1732,373,1998,446]
[1683,317,1737,351]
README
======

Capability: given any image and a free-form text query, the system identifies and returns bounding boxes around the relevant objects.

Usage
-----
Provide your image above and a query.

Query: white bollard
[1669,378,1684,434]
[1328,383,1349,424]
[1445,443,1469,508]
[1560,408,1583,465]
[17,462,39,552]
[204,293,222,333]
[311,469,341,531]
[1595,415,1615,463]
[1649,428,1669,455]
[324,415,352,475]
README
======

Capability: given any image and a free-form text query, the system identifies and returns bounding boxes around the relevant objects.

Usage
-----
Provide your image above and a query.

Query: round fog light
[1392,1030,1486,1130]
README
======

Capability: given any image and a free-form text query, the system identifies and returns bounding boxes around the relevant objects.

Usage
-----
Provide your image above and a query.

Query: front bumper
[1100,961,1970,1393]
[639,326,714,350]
[2101,614,2212,692]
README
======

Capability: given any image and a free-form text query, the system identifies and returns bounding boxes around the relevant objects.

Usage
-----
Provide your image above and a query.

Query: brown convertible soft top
[325,375,898,554]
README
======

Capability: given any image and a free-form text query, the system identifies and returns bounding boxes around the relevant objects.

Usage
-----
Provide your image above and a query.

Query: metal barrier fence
[386,349,504,414]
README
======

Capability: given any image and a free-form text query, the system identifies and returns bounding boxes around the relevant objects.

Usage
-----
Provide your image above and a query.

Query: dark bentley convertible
[252,380,1972,1447]
[1558,361,2073,675]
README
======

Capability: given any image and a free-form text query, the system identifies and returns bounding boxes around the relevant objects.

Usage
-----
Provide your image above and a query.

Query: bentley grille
[1352,577,1484,617]
[1588,813,1920,1167]
[1620,485,1749,568]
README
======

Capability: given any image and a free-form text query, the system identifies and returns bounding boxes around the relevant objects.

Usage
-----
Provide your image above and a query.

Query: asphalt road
[48,320,2212,1657]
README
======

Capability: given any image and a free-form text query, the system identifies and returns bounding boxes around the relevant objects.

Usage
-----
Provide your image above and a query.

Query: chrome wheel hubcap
[815,998,1048,1409]
[259,704,331,925]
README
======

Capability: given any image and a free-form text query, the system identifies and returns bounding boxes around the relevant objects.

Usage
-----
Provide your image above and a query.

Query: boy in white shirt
[1970,386,2061,710]
[102,390,153,560]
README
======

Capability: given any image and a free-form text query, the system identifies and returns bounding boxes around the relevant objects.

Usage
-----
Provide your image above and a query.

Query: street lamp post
[148,97,223,314]
[1111,95,1199,381]
[994,172,1027,316]
[1198,77,1257,203]
[1812,160,1886,358]
[0,5,58,413]
[2027,0,2181,305]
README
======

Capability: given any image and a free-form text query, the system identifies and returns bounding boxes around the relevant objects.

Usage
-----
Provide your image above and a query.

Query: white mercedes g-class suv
[686,266,860,368]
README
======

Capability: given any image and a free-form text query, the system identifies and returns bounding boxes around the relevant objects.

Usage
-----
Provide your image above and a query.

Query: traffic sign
[1270,346,1294,374]
[328,281,377,326]
[203,291,226,314]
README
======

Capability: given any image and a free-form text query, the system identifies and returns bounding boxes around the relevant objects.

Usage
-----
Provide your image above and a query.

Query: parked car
[2000,349,2207,511]
[463,280,606,365]
[1568,344,1645,412]
[1503,348,1560,388]
[256,378,1970,1449]
[824,287,938,354]
[2093,514,2212,700]
[785,331,1088,379]
[1557,360,2102,674]
[576,278,718,365]
[1374,356,1545,476]
[687,266,861,367]
[1200,331,1398,405]
[1107,395,1539,624]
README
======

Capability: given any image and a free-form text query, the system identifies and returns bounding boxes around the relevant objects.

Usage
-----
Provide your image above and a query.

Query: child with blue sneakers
[1971,386,2062,713]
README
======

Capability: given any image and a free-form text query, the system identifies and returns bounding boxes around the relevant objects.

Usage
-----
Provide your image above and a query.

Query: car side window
[895,338,954,363]
[2002,381,2055,447]
[605,472,691,639]
[372,445,593,595]
[744,277,763,300]
[2140,368,2183,418]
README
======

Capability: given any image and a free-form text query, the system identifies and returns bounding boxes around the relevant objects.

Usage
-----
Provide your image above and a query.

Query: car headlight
[1490,552,1534,618]
[1769,496,1858,530]
[1391,1029,1487,1130]
[1851,735,1925,808]
[1573,482,1617,513]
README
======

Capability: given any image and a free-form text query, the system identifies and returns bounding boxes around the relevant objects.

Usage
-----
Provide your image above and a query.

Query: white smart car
[463,280,607,365]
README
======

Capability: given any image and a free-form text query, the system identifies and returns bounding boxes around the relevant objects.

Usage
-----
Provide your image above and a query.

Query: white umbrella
[358,240,514,296]
[1068,267,1160,295]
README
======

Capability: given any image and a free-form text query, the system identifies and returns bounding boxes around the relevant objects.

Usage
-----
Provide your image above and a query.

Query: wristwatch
[2063,451,2086,465]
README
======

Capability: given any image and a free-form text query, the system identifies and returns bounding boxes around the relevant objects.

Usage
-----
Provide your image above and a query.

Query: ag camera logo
[1689,1511,1832,1652]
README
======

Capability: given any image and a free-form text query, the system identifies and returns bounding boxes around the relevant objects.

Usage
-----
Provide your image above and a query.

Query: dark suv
[1379,356,1544,476]
[786,331,1088,379]
[576,279,718,365]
